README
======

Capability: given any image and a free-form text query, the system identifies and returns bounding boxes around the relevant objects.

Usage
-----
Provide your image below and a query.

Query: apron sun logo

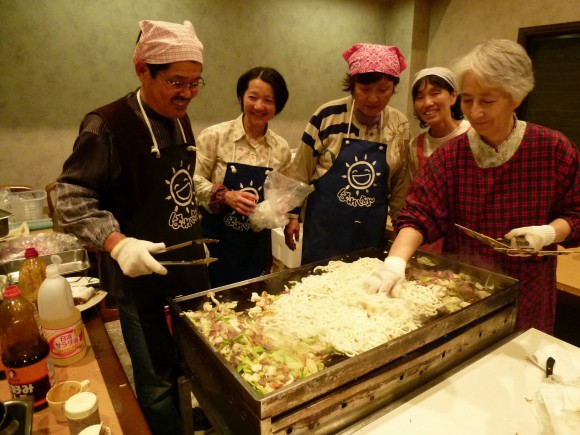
[341,155,380,195]
[238,179,262,202]
[166,166,194,210]
[165,162,199,229]
[336,154,378,208]
[223,180,262,231]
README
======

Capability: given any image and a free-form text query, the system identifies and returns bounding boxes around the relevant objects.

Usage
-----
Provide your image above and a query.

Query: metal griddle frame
[170,246,520,434]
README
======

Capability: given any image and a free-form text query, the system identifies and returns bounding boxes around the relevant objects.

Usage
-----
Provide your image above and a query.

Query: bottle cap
[65,392,98,419]
[24,247,39,258]
[51,255,63,267]
[46,255,63,278]
[3,285,21,299]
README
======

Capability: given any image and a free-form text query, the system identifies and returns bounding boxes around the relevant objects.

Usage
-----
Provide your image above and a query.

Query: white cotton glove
[110,237,167,278]
[363,256,407,297]
[504,225,556,251]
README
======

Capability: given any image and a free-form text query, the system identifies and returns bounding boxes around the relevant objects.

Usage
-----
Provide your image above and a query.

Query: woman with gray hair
[364,39,580,334]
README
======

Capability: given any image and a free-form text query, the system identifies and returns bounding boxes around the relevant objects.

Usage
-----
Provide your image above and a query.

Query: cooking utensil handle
[161,240,193,252]
[159,257,218,266]
[161,238,219,253]
[546,356,555,377]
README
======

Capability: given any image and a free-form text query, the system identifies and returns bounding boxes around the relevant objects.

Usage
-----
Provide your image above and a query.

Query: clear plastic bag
[249,171,314,232]
[0,188,11,213]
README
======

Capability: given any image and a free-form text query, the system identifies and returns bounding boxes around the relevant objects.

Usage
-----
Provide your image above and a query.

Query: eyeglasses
[158,72,206,91]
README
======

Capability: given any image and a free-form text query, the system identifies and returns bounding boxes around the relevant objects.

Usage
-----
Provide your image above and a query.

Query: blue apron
[302,116,390,264]
[202,161,272,287]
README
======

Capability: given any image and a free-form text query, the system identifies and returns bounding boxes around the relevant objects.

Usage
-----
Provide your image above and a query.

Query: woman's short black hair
[341,72,400,93]
[236,67,289,114]
[412,75,463,128]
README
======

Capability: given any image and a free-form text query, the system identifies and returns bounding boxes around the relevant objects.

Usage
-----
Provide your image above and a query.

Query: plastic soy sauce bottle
[18,247,47,330]
[37,256,87,366]
[18,247,47,310]
[0,285,55,409]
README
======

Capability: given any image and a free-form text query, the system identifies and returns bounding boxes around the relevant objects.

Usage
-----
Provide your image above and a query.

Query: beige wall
[1,0,579,191]
[403,0,580,136]
[426,0,580,66]
[0,0,389,190]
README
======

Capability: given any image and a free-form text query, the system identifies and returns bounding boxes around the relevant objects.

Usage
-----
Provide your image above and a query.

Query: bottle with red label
[0,285,55,409]
[37,258,87,366]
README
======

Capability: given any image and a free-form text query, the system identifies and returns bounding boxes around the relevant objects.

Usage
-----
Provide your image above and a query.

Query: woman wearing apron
[195,67,292,287]
[364,39,580,334]
[408,67,471,253]
[287,43,410,265]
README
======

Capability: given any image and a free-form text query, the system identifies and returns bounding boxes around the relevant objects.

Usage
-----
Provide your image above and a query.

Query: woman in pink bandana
[286,43,410,265]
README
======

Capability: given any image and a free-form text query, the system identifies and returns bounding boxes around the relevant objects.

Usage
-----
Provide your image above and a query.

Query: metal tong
[160,238,219,253]
[159,257,218,266]
[455,224,576,256]
[157,238,219,266]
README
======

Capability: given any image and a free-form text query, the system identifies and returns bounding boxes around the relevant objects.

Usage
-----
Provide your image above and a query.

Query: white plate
[67,277,100,287]
[66,277,106,312]
[75,289,107,312]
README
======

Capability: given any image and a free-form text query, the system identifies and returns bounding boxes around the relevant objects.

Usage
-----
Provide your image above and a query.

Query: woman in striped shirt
[286,43,410,265]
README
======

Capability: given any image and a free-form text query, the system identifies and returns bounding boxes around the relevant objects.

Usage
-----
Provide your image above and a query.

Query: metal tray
[0,249,89,283]
[170,246,520,434]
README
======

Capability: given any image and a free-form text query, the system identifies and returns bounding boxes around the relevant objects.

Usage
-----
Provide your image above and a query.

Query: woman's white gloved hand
[504,225,556,251]
[363,256,407,297]
[110,237,167,277]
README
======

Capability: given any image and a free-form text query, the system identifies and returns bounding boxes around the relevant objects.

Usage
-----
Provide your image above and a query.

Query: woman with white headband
[407,67,471,253]
[408,67,471,180]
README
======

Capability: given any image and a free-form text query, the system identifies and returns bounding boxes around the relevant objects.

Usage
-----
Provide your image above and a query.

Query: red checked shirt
[396,122,580,334]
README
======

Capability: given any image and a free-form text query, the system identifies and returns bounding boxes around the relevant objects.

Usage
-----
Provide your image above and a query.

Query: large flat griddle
[170,246,520,434]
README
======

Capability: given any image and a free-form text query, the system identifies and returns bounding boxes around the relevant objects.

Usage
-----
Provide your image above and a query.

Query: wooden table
[556,248,580,299]
[0,308,151,434]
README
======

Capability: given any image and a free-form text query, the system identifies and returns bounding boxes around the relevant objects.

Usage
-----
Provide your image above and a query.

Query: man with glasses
[56,20,210,434]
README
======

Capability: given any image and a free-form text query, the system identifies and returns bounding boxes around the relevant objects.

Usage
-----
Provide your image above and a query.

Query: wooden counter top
[556,249,580,298]
[0,308,151,434]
